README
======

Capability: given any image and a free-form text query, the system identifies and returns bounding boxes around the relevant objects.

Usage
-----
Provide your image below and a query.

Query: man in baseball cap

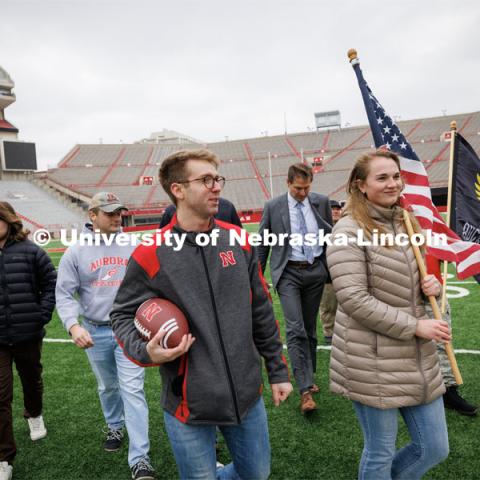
[88,192,128,212]
[319,199,343,344]
[57,191,154,479]
[329,199,343,224]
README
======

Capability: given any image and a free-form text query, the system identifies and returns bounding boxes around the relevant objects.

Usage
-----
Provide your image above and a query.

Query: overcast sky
[2,0,479,170]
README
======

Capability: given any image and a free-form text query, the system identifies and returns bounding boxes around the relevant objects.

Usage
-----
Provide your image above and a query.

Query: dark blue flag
[451,133,480,283]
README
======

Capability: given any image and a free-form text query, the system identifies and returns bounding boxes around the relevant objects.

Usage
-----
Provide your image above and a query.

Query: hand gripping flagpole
[402,209,463,385]
[441,121,458,313]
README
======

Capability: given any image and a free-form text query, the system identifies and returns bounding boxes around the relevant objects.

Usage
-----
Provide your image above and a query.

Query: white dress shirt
[287,193,323,261]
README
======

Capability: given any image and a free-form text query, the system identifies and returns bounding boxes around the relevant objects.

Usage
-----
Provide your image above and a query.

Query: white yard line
[45,339,480,354]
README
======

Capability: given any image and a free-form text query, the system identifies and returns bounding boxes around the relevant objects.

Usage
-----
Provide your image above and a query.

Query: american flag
[350,53,480,280]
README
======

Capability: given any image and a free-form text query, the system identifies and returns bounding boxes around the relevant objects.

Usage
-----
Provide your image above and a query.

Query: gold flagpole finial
[450,120,457,131]
[347,49,358,63]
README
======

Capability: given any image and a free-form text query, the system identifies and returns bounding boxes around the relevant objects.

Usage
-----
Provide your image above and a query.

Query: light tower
[0,66,19,139]
[0,66,37,177]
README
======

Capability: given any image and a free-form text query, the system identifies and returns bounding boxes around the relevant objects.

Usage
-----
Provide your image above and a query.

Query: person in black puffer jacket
[0,201,56,480]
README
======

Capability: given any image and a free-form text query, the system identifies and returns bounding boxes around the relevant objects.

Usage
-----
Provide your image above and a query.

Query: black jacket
[0,239,57,346]
[159,198,242,228]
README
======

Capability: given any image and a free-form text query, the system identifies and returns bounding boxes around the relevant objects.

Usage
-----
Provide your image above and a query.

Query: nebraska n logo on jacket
[219,250,236,267]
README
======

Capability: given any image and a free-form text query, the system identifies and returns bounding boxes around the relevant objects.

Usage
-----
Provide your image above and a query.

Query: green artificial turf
[8,227,480,479]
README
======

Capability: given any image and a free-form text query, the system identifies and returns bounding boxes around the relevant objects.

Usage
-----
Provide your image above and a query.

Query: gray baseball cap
[88,192,128,212]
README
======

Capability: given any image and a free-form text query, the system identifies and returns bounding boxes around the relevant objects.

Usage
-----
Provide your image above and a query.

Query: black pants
[0,339,43,464]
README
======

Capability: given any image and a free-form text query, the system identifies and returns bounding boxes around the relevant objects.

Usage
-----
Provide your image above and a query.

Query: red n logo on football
[219,251,236,267]
[142,303,163,323]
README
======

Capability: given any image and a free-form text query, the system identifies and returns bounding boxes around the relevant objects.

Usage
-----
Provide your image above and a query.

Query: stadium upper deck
[44,111,480,214]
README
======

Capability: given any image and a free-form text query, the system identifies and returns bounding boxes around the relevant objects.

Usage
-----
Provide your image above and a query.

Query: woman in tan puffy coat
[327,150,450,480]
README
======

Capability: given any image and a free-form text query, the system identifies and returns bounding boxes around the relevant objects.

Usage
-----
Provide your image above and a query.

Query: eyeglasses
[178,175,226,190]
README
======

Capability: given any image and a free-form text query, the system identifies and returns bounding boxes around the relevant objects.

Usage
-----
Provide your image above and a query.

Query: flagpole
[268,151,273,198]
[403,210,463,385]
[441,121,457,313]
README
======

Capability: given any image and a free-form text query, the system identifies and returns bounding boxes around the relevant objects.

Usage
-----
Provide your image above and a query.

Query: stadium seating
[0,180,84,232]
[58,144,123,168]
[219,159,255,179]
[37,110,480,225]
[47,165,109,186]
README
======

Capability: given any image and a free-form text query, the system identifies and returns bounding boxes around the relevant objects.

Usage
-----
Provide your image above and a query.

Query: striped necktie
[295,202,315,264]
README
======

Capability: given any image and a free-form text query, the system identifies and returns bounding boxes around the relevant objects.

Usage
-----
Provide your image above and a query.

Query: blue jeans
[353,396,449,480]
[84,321,150,467]
[163,398,271,480]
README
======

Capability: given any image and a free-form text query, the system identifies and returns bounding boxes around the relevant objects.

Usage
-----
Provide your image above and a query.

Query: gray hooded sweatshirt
[56,224,136,333]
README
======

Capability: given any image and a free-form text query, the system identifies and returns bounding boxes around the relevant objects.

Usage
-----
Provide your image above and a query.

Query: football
[134,298,189,348]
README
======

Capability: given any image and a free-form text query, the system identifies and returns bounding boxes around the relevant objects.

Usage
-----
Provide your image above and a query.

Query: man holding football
[111,149,292,480]
[56,192,154,480]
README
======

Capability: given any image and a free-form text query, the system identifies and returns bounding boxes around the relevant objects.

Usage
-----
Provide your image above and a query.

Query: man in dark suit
[258,163,332,414]
[159,197,242,228]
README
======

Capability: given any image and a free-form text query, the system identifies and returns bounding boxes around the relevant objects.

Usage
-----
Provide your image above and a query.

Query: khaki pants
[424,302,456,387]
[319,283,337,338]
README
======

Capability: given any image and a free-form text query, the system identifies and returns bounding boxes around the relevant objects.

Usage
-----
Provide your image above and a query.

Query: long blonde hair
[345,150,421,239]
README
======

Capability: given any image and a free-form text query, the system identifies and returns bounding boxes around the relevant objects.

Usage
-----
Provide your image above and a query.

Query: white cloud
[1,0,479,169]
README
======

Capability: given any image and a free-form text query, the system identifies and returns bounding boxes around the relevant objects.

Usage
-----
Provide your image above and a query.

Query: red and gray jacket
[111,217,289,425]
